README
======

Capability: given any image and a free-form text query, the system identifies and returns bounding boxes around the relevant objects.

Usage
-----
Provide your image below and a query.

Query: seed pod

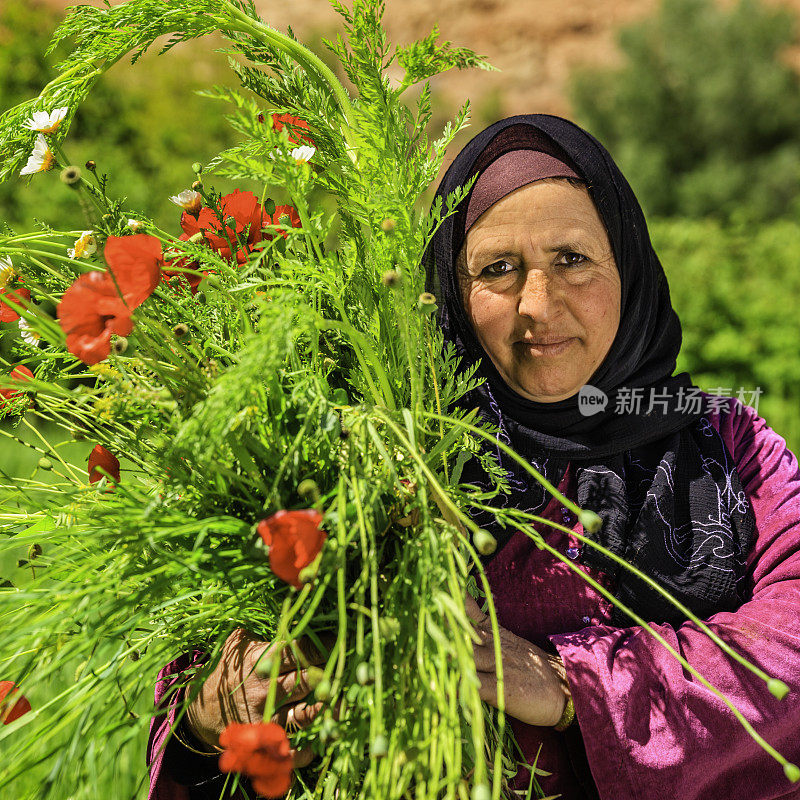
[380,218,396,233]
[264,198,276,216]
[129,650,140,662]
[355,662,374,686]
[370,734,388,759]
[473,528,497,556]
[112,337,128,355]
[578,510,602,533]
[417,292,437,315]
[172,323,189,338]
[60,166,81,186]
[191,180,203,192]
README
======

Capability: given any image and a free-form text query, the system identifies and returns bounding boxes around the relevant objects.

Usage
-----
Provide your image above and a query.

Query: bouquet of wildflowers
[0,2,795,799]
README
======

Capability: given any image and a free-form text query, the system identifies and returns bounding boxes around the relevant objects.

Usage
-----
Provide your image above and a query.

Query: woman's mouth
[517,337,576,356]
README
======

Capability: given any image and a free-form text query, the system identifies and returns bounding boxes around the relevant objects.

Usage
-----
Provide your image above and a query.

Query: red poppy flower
[257,509,326,589]
[58,235,162,364]
[0,681,31,725]
[0,285,31,323]
[270,113,314,146]
[268,206,302,239]
[104,234,163,308]
[181,190,270,265]
[163,234,206,294]
[219,722,293,798]
[88,444,121,484]
[0,364,33,405]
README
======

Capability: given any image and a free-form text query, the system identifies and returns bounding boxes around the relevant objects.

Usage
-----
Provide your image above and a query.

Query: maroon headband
[464,149,580,232]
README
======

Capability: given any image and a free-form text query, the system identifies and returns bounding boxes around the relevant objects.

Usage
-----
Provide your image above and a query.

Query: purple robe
[149,396,800,799]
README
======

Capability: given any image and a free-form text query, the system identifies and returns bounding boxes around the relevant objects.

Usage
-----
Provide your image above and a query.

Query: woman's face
[458,180,621,403]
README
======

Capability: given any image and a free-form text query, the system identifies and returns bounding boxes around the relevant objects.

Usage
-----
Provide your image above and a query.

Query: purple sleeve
[551,399,800,799]
[147,651,206,800]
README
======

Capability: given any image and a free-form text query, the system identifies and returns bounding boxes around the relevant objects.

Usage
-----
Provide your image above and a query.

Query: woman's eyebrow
[470,239,589,262]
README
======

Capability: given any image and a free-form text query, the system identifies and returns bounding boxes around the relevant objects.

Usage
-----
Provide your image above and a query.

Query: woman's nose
[516,269,563,322]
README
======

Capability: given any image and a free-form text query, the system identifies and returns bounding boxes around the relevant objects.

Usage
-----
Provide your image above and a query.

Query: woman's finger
[291,745,316,769]
[464,592,488,625]
[270,699,325,729]
[472,642,499,674]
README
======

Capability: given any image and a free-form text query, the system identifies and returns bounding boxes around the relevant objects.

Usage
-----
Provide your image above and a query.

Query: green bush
[570,0,800,222]
[651,216,800,450]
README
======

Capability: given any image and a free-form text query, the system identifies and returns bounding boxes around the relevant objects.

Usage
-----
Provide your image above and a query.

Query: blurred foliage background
[3,0,800,452]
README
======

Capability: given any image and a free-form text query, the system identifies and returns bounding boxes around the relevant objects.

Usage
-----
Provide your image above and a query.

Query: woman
[148,115,800,799]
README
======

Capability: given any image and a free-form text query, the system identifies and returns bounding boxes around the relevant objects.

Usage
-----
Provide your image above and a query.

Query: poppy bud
[304,666,325,691]
[28,544,42,561]
[370,734,388,759]
[255,654,274,679]
[297,478,319,500]
[768,678,790,700]
[191,162,203,175]
[314,677,332,702]
[37,457,53,471]
[380,218,396,233]
[355,662,374,686]
[112,337,128,355]
[129,650,140,662]
[60,166,81,186]
[381,270,400,288]
[473,528,497,556]
[85,160,97,172]
[172,323,189,338]
[191,180,203,192]
[472,784,491,800]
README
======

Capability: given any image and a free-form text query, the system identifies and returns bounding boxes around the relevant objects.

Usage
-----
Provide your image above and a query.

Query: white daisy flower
[168,189,202,214]
[24,107,68,134]
[127,219,143,231]
[67,231,97,260]
[19,135,55,176]
[290,145,316,165]
[0,256,14,290]
[18,317,41,346]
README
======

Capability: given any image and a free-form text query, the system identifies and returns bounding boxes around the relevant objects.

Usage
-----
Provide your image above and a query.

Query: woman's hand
[465,593,571,727]
[185,628,335,768]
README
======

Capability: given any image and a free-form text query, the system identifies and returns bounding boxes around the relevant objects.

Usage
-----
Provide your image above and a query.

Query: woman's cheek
[467,287,515,353]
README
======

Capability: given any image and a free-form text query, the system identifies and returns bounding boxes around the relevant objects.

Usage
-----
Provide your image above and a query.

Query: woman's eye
[559,251,587,267]
[481,261,515,276]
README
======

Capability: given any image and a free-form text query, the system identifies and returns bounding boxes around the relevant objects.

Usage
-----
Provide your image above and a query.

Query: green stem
[221,3,360,160]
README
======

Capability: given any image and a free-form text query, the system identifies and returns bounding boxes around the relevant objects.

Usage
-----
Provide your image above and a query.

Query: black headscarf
[425,115,755,626]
